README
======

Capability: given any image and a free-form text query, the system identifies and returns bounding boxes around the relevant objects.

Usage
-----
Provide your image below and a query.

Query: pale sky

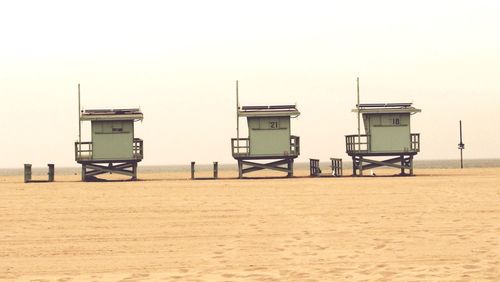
[1,0,499,168]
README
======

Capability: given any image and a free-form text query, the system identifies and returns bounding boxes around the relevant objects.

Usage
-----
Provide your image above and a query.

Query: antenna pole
[357,77,361,152]
[236,80,240,155]
[78,84,82,158]
[459,120,464,168]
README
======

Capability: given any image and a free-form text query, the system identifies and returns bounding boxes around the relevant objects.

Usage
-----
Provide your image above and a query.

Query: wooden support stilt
[410,156,414,175]
[132,163,137,180]
[80,161,138,181]
[351,154,416,176]
[359,157,364,176]
[236,157,296,178]
[352,157,357,176]
[238,160,243,179]
[287,159,294,177]
[82,164,86,181]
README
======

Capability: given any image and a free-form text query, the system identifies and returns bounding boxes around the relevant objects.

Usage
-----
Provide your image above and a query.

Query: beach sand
[0,168,499,281]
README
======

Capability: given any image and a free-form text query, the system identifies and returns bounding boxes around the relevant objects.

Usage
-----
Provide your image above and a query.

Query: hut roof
[80,108,143,121]
[352,103,421,114]
[238,105,300,117]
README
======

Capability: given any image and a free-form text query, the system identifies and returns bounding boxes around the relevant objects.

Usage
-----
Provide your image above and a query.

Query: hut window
[111,122,124,133]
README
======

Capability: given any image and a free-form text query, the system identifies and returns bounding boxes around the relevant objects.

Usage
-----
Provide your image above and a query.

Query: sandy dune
[0,168,499,281]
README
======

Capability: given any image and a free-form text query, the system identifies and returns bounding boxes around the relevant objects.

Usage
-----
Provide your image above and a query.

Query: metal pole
[459,120,464,169]
[78,84,81,158]
[236,80,240,156]
[357,77,361,152]
[460,148,463,169]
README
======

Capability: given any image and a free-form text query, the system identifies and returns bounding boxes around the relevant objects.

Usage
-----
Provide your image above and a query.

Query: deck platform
[346,134,420,176]
[232,136,299,178]
[75,138,143,181]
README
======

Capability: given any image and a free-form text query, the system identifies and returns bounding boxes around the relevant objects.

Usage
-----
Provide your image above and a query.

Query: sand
[0,168,499,281]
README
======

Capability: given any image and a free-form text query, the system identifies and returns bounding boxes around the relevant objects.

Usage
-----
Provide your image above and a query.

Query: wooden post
[191,162,195,179]
[24,164,32,183]
[48,164,55,182]
[213,162,218,179]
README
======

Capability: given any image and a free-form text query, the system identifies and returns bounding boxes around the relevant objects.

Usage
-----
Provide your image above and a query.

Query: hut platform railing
[133,138,144,159]
[75,138,144,161]
[345,134,369,153]
[345,133,420,155]
[231,138,250,157]
[411,133,420,152]
[231,135,300,158]
[75,141,93,160]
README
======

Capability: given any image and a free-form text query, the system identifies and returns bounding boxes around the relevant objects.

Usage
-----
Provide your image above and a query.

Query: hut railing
[290,135,300,156]
[232,136,300,157]
[411,133,420,152]
[346,133,420,154]
[75,138,144,160]
[75,141,93,160]
[345,134,370,153]
[231,138,250,157]
[133,138,144,159]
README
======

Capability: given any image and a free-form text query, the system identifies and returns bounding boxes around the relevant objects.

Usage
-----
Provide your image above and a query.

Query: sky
[1,0,499,168]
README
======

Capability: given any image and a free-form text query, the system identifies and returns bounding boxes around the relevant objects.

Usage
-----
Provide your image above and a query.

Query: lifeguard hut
[74,86,144,181]
[231,82,300,178]
[345,102,421,175]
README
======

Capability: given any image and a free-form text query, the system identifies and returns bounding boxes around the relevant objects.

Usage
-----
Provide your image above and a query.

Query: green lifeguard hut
[345,103,421,175]
[74,87,143,181]
[231,83,300,178]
